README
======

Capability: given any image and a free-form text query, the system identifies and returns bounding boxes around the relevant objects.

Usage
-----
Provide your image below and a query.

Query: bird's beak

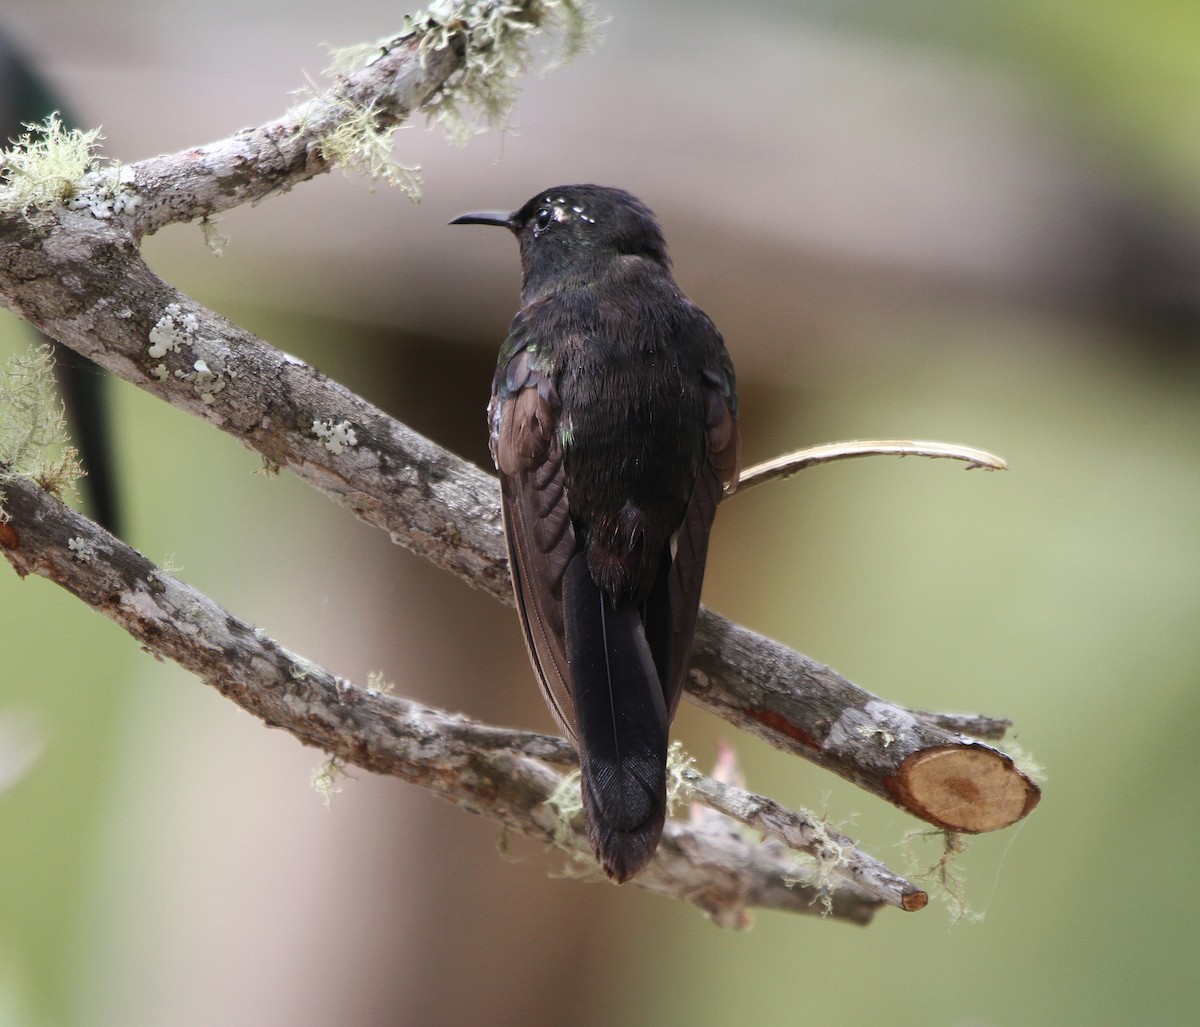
[449,210,515,229]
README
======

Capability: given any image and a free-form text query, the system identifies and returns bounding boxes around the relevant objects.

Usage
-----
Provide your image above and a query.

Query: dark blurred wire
[1,31,121,534]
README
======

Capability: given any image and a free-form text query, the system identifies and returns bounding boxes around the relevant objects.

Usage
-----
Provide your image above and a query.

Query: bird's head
[452,184,670,299]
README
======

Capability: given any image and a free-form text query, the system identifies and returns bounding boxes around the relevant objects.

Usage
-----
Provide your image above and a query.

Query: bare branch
[0,471,894,925]
[911,709,1015,742]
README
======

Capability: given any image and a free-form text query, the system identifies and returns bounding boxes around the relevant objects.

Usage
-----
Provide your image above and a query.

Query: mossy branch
[0,1,597,230]
[0,471,898,926]
[0,2,1039,917]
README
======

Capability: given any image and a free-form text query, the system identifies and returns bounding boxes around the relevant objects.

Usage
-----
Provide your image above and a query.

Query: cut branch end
[888,745,1041,833]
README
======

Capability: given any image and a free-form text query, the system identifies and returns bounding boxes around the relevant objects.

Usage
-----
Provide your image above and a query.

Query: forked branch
[0,1,1039,920]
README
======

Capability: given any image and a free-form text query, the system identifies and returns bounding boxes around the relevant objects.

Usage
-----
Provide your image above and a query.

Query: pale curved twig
[737,439,1007,493]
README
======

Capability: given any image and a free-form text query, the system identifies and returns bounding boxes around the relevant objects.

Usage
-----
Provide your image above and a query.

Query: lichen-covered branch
[682,768,928,912]
[0,205,1040,833]
[0,1,1039,872]
[0,471,895,925]
[22,2,596,240]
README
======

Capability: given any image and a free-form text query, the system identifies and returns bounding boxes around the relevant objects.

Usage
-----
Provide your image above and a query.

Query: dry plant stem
[736,440,1007,492]
[0,473,889,924]
[0,207,1039,832]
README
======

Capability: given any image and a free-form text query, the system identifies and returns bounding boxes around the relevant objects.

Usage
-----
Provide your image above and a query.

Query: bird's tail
[563,553,669,883]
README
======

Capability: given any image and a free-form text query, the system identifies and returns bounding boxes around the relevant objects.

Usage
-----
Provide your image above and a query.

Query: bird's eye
[533,206,555,235]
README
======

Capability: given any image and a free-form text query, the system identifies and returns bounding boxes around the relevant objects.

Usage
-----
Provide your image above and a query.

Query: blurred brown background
[3,1,1200,1024]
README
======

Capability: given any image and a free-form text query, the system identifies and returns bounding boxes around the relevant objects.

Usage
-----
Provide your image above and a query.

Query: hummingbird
[452,185,739,882]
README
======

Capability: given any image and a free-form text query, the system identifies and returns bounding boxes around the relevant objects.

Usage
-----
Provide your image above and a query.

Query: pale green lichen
[414,0,599,143]
[1001,739,1047,786]
[545,767,584,849]
[312,755,348,808]
[781,806,856,916]
[365,670,395,696]
[316,100,422,197]
[176,359,226,405]
[0,113,139,220]
[200,217,229,257]
[313,1,598,196]
[544,768,602,878]
[902,828,981,924]
[543,741,695,877]
[0,113,101,215]
[0,345,82,513]
[665,741,696,812]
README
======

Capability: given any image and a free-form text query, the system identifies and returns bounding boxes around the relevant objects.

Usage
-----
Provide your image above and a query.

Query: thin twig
[737,439,1007,492]
[681,769,928,912]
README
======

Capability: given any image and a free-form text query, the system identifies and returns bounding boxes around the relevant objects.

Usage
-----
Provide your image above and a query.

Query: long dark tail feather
[563,553,669,882]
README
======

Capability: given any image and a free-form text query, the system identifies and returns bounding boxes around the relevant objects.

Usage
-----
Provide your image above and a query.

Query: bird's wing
[662,344,740,720]
[491,346,579,742]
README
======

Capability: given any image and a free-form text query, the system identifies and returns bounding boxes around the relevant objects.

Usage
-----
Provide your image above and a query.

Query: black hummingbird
[452,185,739,882]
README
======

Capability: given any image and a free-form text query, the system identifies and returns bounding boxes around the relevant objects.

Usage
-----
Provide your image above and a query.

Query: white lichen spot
[67,535,95,562]
[172,358,225,405]
[858,722,897,747]
[148,303,199,358]
[312,418,358,454]
[120,588,169,625]
[826,700,917,757]
[190,359,226,404]
[150,363,169,382]
[65,165,140,220]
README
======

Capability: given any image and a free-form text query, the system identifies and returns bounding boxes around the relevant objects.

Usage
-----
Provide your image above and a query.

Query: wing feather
[662,368,740,719]
[494,384,579,741]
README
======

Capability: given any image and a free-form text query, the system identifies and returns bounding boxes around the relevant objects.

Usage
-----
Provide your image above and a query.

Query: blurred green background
[3,1,1200,1024]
